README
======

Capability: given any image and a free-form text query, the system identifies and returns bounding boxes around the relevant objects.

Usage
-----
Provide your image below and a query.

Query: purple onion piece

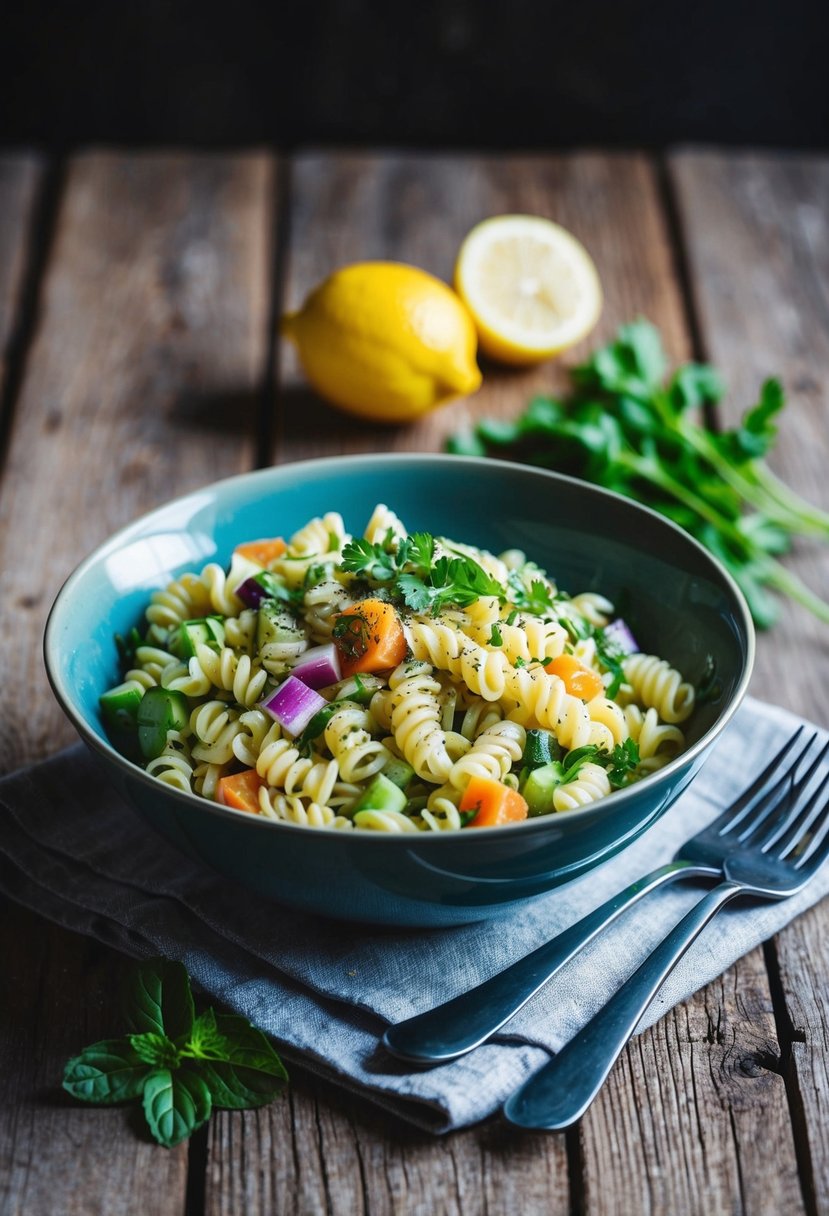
[260,676,326,736]
[291,643,342,690]
[235,575,269,609]
[603,618,639,655]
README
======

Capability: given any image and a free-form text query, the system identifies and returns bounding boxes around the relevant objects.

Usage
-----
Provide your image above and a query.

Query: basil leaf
[198,1061,286,1110]
[212,1015,290,1081]
[124,957,194,1042]
[142,1067,212,1148]
[63,1039,148,1105]
[183,1008,233,1061]
[129,1032,181,1069]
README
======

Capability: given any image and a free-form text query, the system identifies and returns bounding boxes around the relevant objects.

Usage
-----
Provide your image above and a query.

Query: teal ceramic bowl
[45,454,754,926]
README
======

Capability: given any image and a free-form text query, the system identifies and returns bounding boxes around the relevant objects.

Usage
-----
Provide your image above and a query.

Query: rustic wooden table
[0,148,827,1216]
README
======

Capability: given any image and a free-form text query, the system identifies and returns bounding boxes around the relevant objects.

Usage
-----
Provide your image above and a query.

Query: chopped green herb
[489,622,503,646]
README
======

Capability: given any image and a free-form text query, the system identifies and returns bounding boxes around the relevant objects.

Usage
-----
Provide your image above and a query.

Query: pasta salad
[100,504,695,832]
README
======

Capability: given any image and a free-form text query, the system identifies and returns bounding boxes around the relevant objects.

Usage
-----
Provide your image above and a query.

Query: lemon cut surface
[455,215,602,366]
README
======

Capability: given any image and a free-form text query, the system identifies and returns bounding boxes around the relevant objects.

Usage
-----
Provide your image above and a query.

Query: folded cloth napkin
[1,695,826,1133]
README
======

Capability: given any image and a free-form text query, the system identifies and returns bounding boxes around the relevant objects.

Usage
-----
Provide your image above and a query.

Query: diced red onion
[290,643,342,689]
[260,676,326,735]
[604,618,639,655]
[235,575,269,609]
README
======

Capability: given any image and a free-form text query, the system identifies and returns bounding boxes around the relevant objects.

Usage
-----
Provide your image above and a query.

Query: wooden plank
[0,155,44,412]
[206,1070,570,1216]
[0,151,275,1214]
[0,902,188,1215]
[276,151,691,464]
[671,149,829,1216]
[0,151,275,775]
[582,945,805,1215]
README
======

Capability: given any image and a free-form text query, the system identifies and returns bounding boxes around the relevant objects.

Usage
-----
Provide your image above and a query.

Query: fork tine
[713,726,806,837]
[792,787,829,874]
[739,735,828,850]
[758,739,829,855]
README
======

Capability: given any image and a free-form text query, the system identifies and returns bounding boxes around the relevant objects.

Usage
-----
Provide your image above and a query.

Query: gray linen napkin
[0,695,826,1133]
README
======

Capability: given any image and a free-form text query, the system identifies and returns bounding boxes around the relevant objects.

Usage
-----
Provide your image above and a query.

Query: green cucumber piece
[382,757,415,790]
[179,616,225,659]
[521,760,565,816]
[99,680,144,730]
[523,728,563,770]
[137,687,190,759]
[257,600,302,650]
[348,774,407,817]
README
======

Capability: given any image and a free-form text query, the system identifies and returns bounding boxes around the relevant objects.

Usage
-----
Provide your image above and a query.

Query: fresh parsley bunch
[448,319,829,629]
[63,958,288,1148]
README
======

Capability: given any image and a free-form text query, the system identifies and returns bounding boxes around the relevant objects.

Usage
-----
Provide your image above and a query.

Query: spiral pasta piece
[189,643,269,707]
[552,762,611,811]
[406,618,509,701]
[623,653,695,723]
[145,731,194,792]
[363,503,408,545]
[190,700,243,764]
[145,571,212,632]
[324,702,391,783]
[257,787,353,830]
[387,661,467,782]
[448,720,526,789]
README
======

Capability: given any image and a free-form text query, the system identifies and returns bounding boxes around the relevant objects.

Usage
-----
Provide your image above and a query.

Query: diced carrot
[460,775,529,828]
[332,598,408,676]
[543,654,604,701]
[217,769,265,814]
[233,537,287,567]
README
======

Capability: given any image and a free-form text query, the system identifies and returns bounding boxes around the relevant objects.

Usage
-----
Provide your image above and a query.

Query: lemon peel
[282,262,482,424]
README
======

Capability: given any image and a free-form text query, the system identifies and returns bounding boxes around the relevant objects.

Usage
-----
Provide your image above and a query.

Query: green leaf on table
[63,1038,148,1105]
[142,1067,212,1148]
[124,957,194,1041]
[129,1032,181,1069]
[63,959,289,1148]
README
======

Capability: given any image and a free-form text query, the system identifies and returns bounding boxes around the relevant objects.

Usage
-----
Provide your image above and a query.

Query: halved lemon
[455,215,603,366]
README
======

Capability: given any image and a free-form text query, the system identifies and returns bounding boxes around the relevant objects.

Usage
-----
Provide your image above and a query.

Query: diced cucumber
[99,680,144,730]
[137,687,190,759]
[382,757,415,790]
[179,615,225,659]
[347,774,407,817]
[257,600,302,650]
[521,761,565,816]
[523,728,563,770]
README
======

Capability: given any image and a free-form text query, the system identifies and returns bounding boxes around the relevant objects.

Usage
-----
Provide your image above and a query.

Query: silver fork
[384,727,824,1065]
[504,733,829,1129]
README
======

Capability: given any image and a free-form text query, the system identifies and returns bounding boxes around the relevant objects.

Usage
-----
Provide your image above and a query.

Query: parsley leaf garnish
[340,529,503,614]
[63,958,288,1148]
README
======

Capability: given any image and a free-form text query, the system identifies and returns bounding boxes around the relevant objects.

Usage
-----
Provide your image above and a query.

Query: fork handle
[503,879,743,1130]
[383,859,710,1064]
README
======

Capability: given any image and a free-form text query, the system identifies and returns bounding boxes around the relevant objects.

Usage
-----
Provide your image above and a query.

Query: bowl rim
[44,452,756,844]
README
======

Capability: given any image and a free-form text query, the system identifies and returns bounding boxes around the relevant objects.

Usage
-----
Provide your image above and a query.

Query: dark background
[2,0,828,149]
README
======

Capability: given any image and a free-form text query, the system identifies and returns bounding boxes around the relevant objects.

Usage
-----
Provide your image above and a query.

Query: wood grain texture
[582,945,805,1215]
[671,148,829,1216]
[275,151,690,464]
[205,1069,570,1216]
[0,155,44,411]
[0,152,274,775]
[0,903,188,1215]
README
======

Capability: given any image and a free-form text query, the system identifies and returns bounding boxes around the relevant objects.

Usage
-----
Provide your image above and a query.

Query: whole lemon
[281,262,482,423]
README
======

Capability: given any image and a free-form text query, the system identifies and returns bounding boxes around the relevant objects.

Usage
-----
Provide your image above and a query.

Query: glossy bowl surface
[45,454,754,926]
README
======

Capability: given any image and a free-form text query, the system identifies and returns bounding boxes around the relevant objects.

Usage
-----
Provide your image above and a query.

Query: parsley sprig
[340,528,504,613]
[63,958,287,1148]
[448,319,829,629]
[562,738,640,788]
